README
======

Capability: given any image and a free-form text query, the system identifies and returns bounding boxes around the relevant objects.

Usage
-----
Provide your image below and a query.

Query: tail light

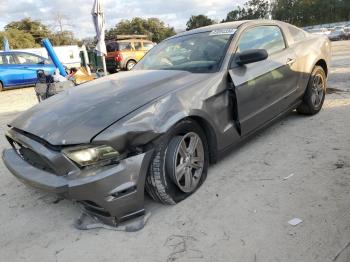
[114,54,123,62]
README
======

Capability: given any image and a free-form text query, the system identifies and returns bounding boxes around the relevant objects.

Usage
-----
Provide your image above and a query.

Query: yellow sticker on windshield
[209,29,237,36]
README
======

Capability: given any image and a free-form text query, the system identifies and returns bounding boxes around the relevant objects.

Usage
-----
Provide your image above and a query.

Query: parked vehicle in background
[0,51,56,91]
[343,27,350,40]
[333,26,345,31]
[2,20,331,226]
[106,35,155,73]
[308,28,331,36]
[328,28,346,41]
[15,45,82,69]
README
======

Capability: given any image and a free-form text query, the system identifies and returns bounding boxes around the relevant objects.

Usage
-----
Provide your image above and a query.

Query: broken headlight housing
[63,145,121,167]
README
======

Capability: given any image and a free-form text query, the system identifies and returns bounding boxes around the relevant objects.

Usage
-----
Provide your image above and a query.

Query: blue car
[0,51,56,91]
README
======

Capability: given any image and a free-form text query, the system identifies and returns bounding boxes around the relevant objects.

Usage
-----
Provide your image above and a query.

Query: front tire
[297,66,327,115]
[145,119,209,204]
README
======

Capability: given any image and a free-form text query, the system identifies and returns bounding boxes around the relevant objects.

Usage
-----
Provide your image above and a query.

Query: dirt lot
[0,41,349,262]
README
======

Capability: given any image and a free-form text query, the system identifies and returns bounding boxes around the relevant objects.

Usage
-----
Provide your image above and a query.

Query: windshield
[134,32,234,73]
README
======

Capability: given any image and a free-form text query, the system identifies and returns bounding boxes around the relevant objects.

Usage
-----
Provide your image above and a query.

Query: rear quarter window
[288,26,307,43]
[143,42,155,51]
[107,42,133,52]
[134,41,142,51]
[118,42,132,51]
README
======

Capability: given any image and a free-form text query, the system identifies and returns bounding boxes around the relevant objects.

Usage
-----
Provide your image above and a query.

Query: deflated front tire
[145,119,209,204]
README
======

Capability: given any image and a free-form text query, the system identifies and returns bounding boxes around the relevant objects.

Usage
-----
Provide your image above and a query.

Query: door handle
[286,58,296,66]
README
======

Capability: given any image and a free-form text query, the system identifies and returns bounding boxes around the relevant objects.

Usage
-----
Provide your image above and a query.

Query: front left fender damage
[93,95,191,153]
[2,140,154,227]
[92,72,232,154]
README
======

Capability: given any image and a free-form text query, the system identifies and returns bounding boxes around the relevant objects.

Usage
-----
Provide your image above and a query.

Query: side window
[119,42,132,51]
[0,54,16,65]
[143,42,155,51]
[15,53,42,64]
[288,26,306,43]
[238,26,286,55]
[134,41,142,51]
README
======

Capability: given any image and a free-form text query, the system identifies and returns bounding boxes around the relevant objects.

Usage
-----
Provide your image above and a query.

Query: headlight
[63,145,121,167]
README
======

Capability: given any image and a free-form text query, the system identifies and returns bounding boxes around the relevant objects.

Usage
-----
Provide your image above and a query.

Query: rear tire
[126,60,136,71]
[297,66,326,115]
[0,81,3,92]
[145,119,209,205]
[108,69,117,74]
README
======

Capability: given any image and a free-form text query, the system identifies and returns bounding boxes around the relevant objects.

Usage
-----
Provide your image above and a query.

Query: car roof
[169,20,290,40]
[107,39,154,43]
[0,50,43,57]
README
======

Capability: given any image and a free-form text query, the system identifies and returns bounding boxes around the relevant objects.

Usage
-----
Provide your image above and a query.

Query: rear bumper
[106,59,122,72]
[2,130,154,226]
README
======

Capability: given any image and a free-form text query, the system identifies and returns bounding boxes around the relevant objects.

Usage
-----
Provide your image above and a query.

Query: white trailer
[15,45,82,69]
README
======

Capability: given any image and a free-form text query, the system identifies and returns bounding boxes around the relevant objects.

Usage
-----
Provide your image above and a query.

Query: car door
[14,53,52,85]
[0,53,25,87]
[228,25,299,136]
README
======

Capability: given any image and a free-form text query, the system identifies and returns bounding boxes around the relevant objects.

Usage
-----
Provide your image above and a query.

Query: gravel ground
[0,41,349,262]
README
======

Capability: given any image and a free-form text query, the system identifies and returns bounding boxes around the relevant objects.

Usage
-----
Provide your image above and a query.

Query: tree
[52,12,72,33]
[272,0,350,27]
[223,0,269,22]
[0,28,38,49]
[223,9,243,22]
[49,12,77,45]
[50,31,78,46]
[186,15,215,31]
[272,0,308,26]
[5,18,51,46]
[80,37,96,49]
[106,17,176,43]
[3,18,78,48]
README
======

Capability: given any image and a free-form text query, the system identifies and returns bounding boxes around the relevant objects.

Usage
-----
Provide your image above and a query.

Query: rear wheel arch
[127,58,137,64]
[315,59,328,77]
[297,65,326,115]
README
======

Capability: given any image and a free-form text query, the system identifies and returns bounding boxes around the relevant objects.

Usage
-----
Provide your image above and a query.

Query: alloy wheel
[170,132,204,193]
[127,61,136,71]
[311,73,325,108]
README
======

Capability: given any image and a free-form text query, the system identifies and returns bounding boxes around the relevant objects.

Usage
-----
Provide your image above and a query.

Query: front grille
[7,137,55,174]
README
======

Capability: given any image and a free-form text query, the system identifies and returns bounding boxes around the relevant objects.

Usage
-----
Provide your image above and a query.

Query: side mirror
[235,49,268,66]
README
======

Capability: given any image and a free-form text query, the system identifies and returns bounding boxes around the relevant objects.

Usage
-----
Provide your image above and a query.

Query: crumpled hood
[10,70,209,146]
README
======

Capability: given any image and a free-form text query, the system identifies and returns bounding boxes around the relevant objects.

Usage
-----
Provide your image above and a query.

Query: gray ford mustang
[2,20,331,226]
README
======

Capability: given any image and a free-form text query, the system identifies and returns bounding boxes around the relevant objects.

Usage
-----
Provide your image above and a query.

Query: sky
[0,0,245,39]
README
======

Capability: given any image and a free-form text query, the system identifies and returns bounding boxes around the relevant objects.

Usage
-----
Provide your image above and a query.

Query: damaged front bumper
[2,129,153,226]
